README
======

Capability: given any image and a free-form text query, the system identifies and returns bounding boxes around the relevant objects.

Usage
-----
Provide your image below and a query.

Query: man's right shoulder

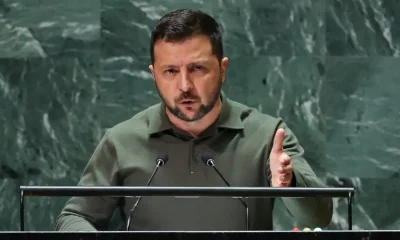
[106,103,161,138]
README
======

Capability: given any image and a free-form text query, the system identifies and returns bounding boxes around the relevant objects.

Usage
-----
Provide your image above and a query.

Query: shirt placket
[188,139,195,175]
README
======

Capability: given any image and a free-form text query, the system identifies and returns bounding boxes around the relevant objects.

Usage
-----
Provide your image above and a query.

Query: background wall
[1,0,399,231]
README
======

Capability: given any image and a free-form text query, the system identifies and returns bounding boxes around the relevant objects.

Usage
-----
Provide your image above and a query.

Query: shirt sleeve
[267,120,333,228]
[54,129,121,231]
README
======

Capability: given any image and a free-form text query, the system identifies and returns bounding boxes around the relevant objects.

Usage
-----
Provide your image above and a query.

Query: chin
[181,112,199,120]
[178,111,203,122]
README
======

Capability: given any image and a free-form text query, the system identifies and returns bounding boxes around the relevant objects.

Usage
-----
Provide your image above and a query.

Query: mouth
[179,100,198,106]
[180,99,198,104]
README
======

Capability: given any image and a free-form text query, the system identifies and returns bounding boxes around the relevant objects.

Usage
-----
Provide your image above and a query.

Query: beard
[155,76,222,122]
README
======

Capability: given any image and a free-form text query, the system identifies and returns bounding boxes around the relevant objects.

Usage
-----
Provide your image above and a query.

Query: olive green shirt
[54,94,332,231]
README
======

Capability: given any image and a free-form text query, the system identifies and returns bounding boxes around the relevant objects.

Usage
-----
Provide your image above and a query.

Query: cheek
[203,75,219,89]
[156,76,172,89]
[194,81,215,99]
[157,80,178,98]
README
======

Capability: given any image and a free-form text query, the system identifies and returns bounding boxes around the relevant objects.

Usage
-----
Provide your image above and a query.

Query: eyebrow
[160,60,210,69]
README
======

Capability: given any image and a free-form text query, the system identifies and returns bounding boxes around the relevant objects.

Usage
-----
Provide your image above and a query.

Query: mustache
[176,92,200,101]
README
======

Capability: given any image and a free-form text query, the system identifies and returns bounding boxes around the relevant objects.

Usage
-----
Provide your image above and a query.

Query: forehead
[153,35,215,66]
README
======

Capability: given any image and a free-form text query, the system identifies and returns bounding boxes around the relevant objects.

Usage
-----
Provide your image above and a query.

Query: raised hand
[269,128,293,187]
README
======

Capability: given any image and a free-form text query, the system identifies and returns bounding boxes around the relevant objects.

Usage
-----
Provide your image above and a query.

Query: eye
[193,66,203,71]
[165,69,177,74]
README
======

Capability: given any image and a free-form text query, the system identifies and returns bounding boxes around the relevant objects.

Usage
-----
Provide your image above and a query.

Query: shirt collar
[148,92,244,136]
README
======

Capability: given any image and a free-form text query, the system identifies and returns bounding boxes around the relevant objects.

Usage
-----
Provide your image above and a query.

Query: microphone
[200,152,250,230]
[125,152,169,231]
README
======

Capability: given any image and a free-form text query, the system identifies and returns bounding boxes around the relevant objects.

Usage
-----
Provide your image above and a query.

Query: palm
[269,149,282,185]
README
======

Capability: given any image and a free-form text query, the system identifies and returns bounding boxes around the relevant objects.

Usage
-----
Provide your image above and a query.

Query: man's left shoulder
[228,98,283,131]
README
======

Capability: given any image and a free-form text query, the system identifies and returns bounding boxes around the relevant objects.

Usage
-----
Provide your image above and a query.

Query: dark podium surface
[2,231,400,240]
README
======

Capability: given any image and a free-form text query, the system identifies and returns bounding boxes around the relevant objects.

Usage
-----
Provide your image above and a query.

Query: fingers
[277,153,292,174]
[277,164,292,174]
[279,173,291,182]
[276,152,292,187]
[279,181,290,187]
[279,152,291,166]
[272,128,285,154]
[277,172,292,187]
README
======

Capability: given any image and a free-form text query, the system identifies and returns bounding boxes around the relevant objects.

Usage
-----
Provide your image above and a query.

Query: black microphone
[200,152,250,230]
[126,152,169,231]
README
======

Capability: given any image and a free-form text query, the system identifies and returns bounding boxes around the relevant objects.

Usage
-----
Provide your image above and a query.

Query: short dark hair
[150,9,223,64]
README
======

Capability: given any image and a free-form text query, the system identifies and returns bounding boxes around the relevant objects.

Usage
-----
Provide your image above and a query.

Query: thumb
[271,128,285,154]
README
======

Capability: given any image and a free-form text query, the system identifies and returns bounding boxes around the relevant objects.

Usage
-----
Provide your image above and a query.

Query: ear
[149,65,155,80]
[220,57,229,83]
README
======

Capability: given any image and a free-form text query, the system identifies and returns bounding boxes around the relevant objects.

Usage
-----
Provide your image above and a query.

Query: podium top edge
[19,186,355,191]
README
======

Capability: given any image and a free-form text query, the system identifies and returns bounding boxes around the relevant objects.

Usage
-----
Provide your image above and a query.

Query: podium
[0,230,400,240]
[11,186,400,239]
[20,186,354,230]
[2,230,400,240]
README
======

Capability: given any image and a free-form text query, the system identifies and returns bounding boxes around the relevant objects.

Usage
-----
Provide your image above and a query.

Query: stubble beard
[156,77,222,122]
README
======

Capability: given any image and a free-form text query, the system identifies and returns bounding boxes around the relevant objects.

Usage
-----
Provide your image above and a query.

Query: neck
[166,98,222,137]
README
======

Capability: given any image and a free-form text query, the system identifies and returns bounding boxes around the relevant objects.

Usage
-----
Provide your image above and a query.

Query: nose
[178,71,193,92]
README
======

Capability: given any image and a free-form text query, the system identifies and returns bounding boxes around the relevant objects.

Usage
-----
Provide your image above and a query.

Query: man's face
[149,35,228,122]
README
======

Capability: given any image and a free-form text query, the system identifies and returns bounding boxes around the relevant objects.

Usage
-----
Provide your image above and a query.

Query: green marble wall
[1,0,399,231]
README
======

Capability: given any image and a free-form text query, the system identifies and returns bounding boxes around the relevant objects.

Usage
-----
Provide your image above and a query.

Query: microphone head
[200,152,214,166]
[156,152,169,166]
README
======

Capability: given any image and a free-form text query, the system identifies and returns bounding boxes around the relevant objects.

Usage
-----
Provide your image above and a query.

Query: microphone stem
[126,162,162,231]
[211,165,249,230]
[211,165,231,187]
[146,163,161,185]
[246,206,249,230]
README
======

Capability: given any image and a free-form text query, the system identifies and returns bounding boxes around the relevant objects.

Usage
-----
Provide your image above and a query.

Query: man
[55,9,332,231]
